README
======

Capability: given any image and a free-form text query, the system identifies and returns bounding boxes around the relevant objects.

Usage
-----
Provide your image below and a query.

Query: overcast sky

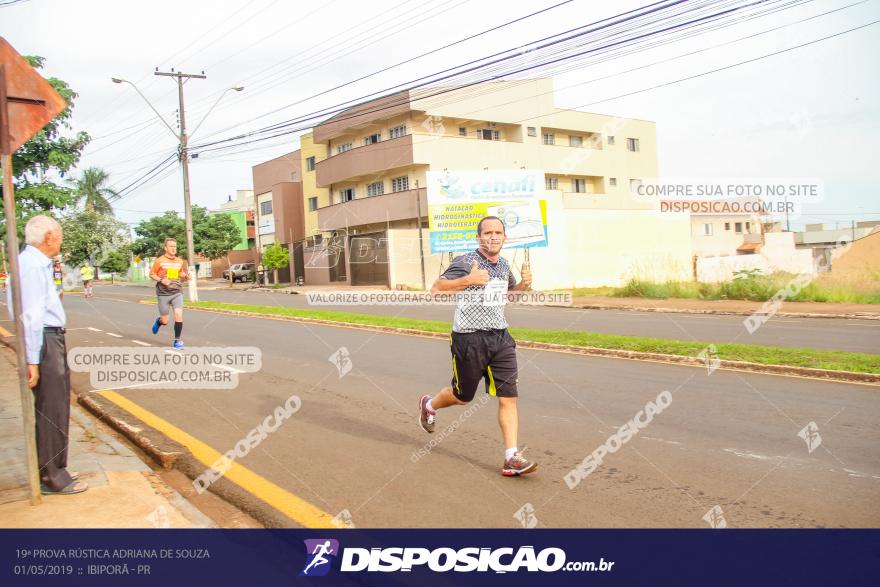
[4,0,878,231]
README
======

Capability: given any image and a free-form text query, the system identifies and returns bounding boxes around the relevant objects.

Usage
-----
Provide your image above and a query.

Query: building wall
[300,132,331,238]
[690,215,759,257]
[831,228,880,276]
[253,151,301,194]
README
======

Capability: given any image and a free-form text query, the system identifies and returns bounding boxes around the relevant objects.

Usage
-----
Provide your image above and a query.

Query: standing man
[79,260,94,298]
[7,215,88,495]
[149,238,189,350]
[418,216,536,476]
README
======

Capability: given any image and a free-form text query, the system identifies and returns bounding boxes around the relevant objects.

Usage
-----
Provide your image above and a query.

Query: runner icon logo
[300,539,340,577]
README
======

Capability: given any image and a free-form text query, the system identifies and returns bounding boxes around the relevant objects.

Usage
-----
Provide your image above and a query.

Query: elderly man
[7,215,87,495]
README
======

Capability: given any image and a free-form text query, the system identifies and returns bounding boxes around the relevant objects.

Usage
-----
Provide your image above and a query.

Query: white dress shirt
[6,245,66,364]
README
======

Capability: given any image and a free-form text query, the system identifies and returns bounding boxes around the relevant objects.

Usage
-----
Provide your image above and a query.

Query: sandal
[41,481,88,495]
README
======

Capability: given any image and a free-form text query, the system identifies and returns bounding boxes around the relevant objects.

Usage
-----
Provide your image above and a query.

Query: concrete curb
[559,302,880,321]
[164,303,880,386]
[74,390,296,529]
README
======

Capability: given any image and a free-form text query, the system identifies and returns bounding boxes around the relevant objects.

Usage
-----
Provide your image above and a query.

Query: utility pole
[415,180,426,290]
[155,69,206,302]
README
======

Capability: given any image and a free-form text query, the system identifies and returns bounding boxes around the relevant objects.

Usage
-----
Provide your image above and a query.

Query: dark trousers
[32,328,73,491]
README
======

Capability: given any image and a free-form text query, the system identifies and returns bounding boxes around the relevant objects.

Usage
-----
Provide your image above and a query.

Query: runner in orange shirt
[149,238,189,350]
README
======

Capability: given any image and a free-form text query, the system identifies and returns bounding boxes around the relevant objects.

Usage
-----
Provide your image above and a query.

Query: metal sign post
[1,38,68,505]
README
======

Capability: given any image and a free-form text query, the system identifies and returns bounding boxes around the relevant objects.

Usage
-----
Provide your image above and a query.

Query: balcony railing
[317,188,426,231]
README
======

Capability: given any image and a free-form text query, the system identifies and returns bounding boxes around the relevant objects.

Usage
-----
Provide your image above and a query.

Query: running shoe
[418,394,435,433]
[502,452,537,476]
[172,339,184,350]
[151,318,161,335]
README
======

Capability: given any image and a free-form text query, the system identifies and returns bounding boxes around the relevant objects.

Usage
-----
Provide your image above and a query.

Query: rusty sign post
[0,37,68,506]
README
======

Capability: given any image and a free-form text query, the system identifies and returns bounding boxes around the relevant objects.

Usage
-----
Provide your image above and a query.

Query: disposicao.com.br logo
[301,542,614,575]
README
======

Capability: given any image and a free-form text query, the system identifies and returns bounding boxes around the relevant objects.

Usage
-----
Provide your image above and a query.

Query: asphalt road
[7,292,877,528]
[92,284,880,354]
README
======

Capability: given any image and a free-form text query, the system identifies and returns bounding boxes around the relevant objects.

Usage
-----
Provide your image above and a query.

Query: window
[725,222,731,231]
[626,138,640,152]
[389,124,407,139]
[545,176,558,190]
[527,126,537,137]
[367,181,384,197]
[478,129,500,141]
[607,136,615,146]
[459,127,467,136]
[336,142,352,154]
[260,200,272,215]
[339,188,354,203]
[308,197,318,212]
[609,177,617,187]
[703,223,713,236]
[569,135,583,147]
[305,156,316,171]
[746,221,751,232]
[364,133,381,146]
[391,176,409,192]
[542,132,554,145]
[735,222,743,233]
[573,178,587,193]
[629,179,643,194]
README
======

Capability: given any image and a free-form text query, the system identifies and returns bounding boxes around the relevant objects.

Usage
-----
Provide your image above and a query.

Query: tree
[0,56,90,241]
[100,246,132,284]
[59,209,129,267]
[194,212,243,287]
[131,211,185,258]
[261,243,289,285]
[71,167,119,214]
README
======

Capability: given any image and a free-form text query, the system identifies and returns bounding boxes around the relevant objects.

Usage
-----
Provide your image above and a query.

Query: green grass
[177,300,880,374]
[568,273,880,304]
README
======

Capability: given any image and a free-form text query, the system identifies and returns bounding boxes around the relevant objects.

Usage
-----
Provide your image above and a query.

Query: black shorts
[450,329,518,402]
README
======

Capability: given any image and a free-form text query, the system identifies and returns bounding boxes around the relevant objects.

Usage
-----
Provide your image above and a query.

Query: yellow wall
[299,132,331,238]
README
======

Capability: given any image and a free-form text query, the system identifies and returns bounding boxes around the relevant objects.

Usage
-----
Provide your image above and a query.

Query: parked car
[222,263,255,283]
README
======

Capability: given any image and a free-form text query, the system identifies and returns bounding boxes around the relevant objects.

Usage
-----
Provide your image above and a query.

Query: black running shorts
[449,329,518,401]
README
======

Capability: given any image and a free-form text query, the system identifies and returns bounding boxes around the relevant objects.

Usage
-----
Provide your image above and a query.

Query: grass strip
[180,300,880,374]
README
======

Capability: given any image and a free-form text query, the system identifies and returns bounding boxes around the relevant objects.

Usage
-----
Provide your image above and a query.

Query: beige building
[297,78,693,288]
[252,151,305,282]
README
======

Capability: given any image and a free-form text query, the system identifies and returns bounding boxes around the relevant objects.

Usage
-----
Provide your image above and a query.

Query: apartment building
[298,78,693,288]
[691,212,763,257]
[252,151,306,282]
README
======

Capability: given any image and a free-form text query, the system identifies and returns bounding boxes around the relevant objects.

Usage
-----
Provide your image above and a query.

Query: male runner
[418,215,536,476]
[79,261,94,298]
[53,258,64,300]
[149,238,189,349]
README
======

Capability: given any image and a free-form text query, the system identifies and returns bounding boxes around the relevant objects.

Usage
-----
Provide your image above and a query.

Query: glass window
[527,126,537,137]
[627,138,640,152]
[260,200,272,215]
[569,135,583,147]
[609,177,617,187]
[735,222,743,233]
[459,127,467,136]
[391,176,409,192]
[542,132,554,145]
[573,178,587,193]
[367,181,384,196]
[389,125,407,139]
[339,188,354,203]
[308,197,318,212]
[545,177,558,190]
[607,136,615,146]
[336,142,352,154]
[305,156,316,171]
[703,223,713,236]
[364,133,381,145]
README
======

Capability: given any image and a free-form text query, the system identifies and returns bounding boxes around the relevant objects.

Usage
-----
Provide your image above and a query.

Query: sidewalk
[0,347,216,528]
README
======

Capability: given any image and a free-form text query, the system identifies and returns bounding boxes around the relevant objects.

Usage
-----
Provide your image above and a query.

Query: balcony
[317,188,426,231]
[315,134,418,187]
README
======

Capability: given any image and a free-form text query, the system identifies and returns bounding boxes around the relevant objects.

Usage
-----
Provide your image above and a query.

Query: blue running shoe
[172,339,184,350]
[151,318,161,335]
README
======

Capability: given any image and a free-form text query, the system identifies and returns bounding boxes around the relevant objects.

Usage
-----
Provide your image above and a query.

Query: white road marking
[131,340,151,346]
[106,332,123,338]
[86,327,103,332]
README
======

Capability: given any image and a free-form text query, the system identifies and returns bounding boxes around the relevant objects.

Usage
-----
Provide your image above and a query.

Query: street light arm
[189,86,244,139]
[111,77,179,139]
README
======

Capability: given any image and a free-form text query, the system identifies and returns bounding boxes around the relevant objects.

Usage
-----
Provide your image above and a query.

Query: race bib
[166,266,180,280]
[483,278,508,307]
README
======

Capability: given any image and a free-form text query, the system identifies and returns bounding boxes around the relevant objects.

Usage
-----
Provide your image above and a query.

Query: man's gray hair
[24,215,61,246]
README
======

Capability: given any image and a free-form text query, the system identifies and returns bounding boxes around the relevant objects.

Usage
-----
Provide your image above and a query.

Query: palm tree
[71,167,118,215]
